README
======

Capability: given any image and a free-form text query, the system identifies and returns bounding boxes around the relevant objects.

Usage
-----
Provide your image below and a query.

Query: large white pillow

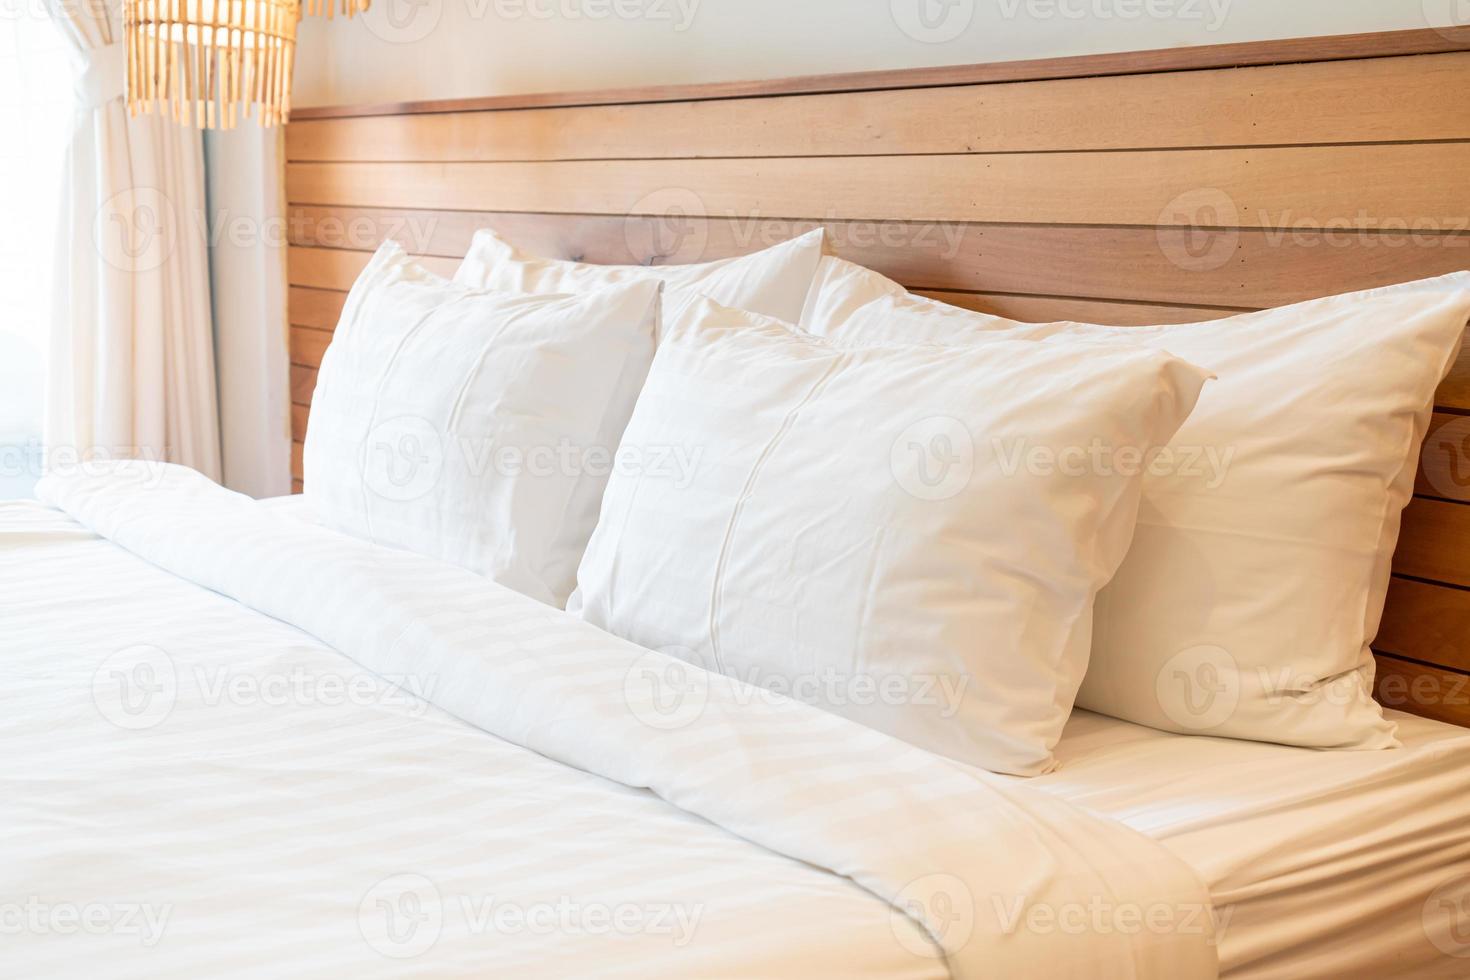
[803,258,1470,749]
[304,241,663,607]
[570,293,1210,776]
[455,227,826,329]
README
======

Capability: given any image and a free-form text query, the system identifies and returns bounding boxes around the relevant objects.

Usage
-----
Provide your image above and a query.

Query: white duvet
[4,464,1218,979]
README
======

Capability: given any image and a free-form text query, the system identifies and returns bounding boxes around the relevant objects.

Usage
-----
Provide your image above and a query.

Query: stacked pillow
[304,242,661,606]
[305,231,828,608]
[303,228,1470,774]
[799,257,1470,750]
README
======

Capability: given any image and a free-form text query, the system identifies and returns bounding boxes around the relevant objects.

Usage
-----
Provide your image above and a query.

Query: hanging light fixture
[124,0,369,129]
[303,0,371,18]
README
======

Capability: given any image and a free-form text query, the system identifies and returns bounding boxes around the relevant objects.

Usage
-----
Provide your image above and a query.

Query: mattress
[1031,709,1470,979]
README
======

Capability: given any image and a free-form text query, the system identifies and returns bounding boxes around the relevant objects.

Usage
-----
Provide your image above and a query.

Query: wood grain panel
[1378,577,1470,673]
[911,291,1235,326]
[288,205,625,257]
[289,286,346,330]
[1374,654,1470,727]
[286,54,1470,163]
[1416,412,1470,503]
[291,404,308,444]
[285,206,1470,311]
[290,27,1470,120]
[1394,498,1470,588]
[288,245,456,290]
[290,326,332,367]
[285,144,1470,227]
[1436,346,1470,414]
[290,364,317,406]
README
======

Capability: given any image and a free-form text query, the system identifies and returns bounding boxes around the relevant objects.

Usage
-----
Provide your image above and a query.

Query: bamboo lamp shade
[304,0,370,18]
[124,0,369,129]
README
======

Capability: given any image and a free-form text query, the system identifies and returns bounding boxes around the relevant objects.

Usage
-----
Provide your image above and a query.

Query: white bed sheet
[1032,709,1470,979]
[1,499,949,980]
[244,492,1470,978]
[256,492,315,521]
[11,483,1468,978]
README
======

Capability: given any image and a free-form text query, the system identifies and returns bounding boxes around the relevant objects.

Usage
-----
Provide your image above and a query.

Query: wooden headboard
[285,27,1470,727]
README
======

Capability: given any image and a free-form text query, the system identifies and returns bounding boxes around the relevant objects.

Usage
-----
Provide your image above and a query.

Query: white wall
[293,0,1466,107]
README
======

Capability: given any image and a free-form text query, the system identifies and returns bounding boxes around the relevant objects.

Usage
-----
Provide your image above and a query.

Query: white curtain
[205,125,292,498]
[44,0,221,480]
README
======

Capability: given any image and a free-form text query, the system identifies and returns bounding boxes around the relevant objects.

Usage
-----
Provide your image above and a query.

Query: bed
[10,25,1470,980]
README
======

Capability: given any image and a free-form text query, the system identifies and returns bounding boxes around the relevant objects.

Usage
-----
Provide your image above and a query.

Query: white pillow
[455,227,827,329]
[452,230,827,561]
[797,254,908,332]
[304,241,663,607]
[804,258,1470,749]
[570,293,1211,776]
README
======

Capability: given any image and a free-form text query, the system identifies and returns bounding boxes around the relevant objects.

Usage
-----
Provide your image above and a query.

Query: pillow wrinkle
[709,352,851,676]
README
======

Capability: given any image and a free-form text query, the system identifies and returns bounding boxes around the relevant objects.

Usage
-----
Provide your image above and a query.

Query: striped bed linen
[3,463,1218,979]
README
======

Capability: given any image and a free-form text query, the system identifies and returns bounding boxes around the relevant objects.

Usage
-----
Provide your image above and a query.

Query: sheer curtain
[43,0,221,480]
[206,125,293,498]
[0,4,69,498]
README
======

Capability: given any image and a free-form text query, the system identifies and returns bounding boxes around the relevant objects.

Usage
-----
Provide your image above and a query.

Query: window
[0,6,71,498]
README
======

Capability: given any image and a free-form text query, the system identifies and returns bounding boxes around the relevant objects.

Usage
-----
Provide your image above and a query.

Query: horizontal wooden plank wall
[286,30,1470,727]
[285,51,1470,159]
